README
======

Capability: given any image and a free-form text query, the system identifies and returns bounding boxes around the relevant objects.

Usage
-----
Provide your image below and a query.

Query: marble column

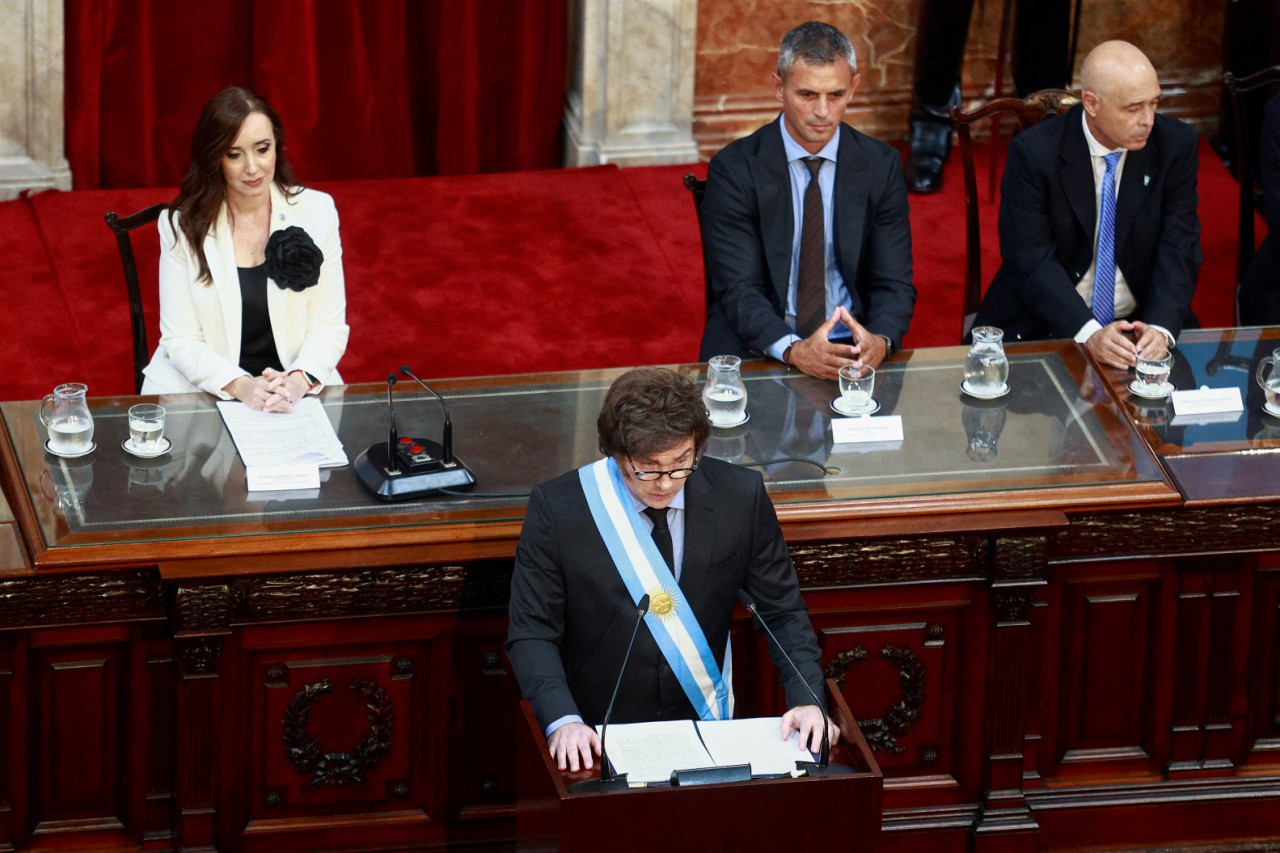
[564,0,699,167]
[0,0,72,200]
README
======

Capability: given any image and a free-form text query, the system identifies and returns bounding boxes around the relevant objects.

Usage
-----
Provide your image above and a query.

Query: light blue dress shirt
[766,119,852,362]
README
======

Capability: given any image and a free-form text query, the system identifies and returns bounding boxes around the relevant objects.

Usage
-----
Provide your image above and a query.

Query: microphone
[738,590,851,776]
[400,365,454,464]
[569,593,650,793]
[353,367,477,500]
[385,374,400,473]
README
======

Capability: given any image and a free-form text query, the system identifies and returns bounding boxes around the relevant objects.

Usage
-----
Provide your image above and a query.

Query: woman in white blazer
[141,87,348,412]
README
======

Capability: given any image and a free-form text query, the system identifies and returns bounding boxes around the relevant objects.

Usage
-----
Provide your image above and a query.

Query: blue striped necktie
[1092,151,1123,326]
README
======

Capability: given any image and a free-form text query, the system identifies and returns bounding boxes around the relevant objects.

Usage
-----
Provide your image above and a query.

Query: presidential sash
[578,457,733,720]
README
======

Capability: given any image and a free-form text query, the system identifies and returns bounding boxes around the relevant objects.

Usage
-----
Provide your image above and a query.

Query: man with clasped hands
[506,367,835,771]
[973,41,1202,369]
[697,21,915,381]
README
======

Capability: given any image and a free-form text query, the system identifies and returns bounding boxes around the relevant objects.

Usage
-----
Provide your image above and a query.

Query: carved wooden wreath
[282,677,394,787]
[826,644,926,755]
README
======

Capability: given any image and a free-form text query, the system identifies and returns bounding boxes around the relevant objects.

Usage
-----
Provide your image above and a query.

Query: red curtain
[64,0,568,189]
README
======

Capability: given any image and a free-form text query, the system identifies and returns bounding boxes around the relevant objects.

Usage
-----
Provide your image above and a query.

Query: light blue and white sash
[579,457,733,720]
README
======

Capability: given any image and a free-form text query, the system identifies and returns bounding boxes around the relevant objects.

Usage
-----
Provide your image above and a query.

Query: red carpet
[0,140,1249,403]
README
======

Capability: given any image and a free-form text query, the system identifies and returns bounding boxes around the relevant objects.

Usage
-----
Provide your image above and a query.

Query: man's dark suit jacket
[505,456,825,732]
[698,118,916,360]
[1239,93,1280,325]
[974,104,1201,341]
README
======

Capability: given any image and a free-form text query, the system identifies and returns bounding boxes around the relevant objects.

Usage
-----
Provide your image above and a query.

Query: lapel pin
[1143,175,1150,186]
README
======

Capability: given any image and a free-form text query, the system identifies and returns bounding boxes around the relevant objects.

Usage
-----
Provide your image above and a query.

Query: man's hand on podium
[548,721,601,772]
[781,704,840,753]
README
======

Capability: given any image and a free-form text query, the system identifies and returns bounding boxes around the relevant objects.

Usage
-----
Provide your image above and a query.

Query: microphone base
[796,760,858,777]
[355,442,477,501]
[567,773,630,793]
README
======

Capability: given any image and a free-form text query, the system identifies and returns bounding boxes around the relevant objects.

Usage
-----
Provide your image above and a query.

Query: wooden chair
[104,204,166,394]
[951,88,1080,341]
[1223,64,1280,310]
[682,173,713,318]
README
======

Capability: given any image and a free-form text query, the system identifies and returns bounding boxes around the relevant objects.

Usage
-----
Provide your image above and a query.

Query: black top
[237,264,283,377]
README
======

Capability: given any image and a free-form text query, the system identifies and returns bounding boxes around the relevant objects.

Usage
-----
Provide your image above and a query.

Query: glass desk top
[0,341,1172,565]
[1096,326,1280,504]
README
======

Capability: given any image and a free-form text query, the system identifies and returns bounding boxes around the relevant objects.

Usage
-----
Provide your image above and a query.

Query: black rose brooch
[264,226,324,292]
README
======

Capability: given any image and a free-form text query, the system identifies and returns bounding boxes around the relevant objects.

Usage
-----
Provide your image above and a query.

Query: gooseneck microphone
[569,593,651,793]
[738,590,851,776]
[385,374,400,473]
[354,366,477,500]
[400,364,454,464]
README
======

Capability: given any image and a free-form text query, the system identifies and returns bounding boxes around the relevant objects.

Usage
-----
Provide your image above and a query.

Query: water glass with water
[1135,352,1173,395]
[838,364,876,412]
[964,327,1009,396]
[703,355,748,426]
[128,404,166,454]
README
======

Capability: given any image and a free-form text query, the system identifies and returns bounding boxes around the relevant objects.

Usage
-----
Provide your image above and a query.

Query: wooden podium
[516,680,883,853]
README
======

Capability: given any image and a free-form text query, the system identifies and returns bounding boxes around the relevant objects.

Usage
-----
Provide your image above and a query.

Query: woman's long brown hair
[169,87,300,283]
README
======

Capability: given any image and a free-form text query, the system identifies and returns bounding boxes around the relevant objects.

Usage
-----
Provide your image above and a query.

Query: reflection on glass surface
[708,352,1157,502]
[962,399,1008,462]
[0,345,1165,550]
[1127,328,1280,453]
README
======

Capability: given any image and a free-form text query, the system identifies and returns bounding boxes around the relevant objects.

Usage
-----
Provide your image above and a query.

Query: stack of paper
[216,398,347,468]
[598,717,815,784]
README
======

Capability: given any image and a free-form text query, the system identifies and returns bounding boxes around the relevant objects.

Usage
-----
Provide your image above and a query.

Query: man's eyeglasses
[627,456,698,482]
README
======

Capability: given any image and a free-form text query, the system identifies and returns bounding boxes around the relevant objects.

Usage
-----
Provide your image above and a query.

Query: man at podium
[506,367,836,772]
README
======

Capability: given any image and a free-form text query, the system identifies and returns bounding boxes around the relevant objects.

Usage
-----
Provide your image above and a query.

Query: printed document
[216,398,347,468]
[599,716,814,783]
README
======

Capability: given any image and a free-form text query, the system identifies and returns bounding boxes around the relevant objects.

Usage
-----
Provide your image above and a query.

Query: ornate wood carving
[994,589,1036,623]
[993,535,1050,580]
[1059,506,1280,559]
[0,571,163,627]
[794,535,988,586]
[174,583,240,633]
[232,560,513,623]
[282,677,394,788]
[178,637,222,676]
[827,643,927,755]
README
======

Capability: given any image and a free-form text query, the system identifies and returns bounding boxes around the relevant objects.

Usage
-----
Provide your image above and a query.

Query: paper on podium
[216,398,347,469]
[697,717,812,776]
[598,720,713,784]
[598,716,812,784]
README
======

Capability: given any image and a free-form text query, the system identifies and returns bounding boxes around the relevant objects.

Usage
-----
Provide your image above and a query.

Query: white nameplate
[245,464,321,492]
[831,415,904,444]
[1170,386,1243,417]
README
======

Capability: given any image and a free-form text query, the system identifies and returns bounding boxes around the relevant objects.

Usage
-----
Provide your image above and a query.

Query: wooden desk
[0,340,1276,852]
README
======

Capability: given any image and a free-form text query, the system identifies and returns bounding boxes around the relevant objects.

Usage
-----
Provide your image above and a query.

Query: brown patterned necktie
[796,156,826,339]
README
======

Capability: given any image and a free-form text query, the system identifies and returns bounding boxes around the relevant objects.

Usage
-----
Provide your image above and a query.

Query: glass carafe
[964,327,1009,397]
[39,382,95,456]
[703,355,747,427]
[1256,347,1280,413]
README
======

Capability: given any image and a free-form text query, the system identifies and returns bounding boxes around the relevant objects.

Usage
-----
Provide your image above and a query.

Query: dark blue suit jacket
[505,457,825,731]
[1240,93,1280,325]
[698,118,915,360]
[975,104,1201,341]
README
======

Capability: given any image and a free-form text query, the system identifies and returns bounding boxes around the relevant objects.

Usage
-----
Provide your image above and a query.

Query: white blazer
[141,184,349,397]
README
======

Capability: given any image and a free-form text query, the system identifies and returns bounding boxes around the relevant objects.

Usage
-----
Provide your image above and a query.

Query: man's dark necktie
[796,156,826,338]
[643,506,674,572]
